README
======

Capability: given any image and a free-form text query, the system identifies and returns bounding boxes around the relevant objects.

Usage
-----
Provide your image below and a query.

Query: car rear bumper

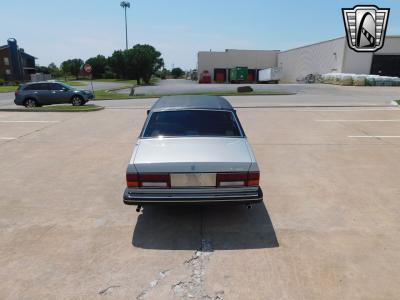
[123,187,263,205]
[14,98,23,106]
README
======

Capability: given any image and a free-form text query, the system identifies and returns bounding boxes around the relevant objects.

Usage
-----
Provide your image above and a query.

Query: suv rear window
[49,83,65,90]
[143,110,242,138]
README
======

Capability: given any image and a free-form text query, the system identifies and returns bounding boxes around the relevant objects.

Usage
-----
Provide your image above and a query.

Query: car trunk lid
[133,137,252,173]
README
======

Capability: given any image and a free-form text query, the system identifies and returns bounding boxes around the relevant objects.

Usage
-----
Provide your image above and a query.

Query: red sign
[84,64,92,74]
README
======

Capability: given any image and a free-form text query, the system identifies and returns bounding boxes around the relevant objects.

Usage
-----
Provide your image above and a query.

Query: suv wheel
[24,98,38,108]
[71,96,84,106]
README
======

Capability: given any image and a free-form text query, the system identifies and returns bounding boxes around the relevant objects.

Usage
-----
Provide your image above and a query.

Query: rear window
[49,83,65,90]
[142,110,242,138]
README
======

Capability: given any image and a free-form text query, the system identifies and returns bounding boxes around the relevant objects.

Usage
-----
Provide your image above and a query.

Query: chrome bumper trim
[123,187,263,205]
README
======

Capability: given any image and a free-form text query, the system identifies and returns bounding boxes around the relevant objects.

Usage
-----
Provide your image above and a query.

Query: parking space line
[0,137,17,140]
[348,136,400,138]
[310,108,400,112]
[0,121,60,123]
[238,107,400,112]
[316,119,400,122]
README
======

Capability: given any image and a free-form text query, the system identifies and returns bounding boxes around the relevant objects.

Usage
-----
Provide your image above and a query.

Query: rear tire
[71,95,83,106]
[24,98,38,108]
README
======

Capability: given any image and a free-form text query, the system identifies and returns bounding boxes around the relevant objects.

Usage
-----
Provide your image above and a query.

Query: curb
[0,106,105,113]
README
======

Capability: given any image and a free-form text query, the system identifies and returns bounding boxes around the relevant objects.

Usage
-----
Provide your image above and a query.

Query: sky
[1,0,399,70]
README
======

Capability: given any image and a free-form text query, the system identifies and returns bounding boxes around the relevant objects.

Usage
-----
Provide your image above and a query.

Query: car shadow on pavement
[132,202,279,250]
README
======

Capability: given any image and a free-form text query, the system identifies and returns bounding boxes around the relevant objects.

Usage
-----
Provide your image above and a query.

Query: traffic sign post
[83,64,94,94]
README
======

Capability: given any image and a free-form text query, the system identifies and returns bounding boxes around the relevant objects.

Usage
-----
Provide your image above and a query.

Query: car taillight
[15,91,19,96]
[216,171,260,187]
[127,172,259,188]
[139,173,170,188]
[126,172,139,187]
[126,172,170,188]
[247,171,260,186]
[217,173,247,187]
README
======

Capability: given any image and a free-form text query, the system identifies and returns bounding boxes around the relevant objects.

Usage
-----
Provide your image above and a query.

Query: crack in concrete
[202,291,225,300]
[0,120,63,148]
[136,208,224,299]
[172,239,219,300]
[136,269,171,299]
[98,285,121,296]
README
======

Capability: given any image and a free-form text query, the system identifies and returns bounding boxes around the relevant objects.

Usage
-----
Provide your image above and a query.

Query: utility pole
[120,1,131,50]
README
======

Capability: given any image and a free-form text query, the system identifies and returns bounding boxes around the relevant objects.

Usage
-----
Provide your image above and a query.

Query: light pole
[120,1,130,50]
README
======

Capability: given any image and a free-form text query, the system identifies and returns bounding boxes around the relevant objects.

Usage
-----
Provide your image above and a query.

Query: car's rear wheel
[71,95,84,106]
[24,98,38,108]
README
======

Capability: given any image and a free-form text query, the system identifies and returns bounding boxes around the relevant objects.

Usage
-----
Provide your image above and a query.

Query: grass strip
[94,89,294,100]
[0,86,18,93]
[63,81,87,86]
[0,104,104,112]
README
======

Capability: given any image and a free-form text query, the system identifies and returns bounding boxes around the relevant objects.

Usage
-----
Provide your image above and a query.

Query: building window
[3,57,9,65]
[5,69,11,75]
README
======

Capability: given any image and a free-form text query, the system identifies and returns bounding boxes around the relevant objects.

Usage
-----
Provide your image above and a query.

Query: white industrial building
[197,49,279,83]
[197,36,400,83]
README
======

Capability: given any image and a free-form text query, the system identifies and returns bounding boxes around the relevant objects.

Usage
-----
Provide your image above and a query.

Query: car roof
[25,80,65,85]
[150,95,234,112]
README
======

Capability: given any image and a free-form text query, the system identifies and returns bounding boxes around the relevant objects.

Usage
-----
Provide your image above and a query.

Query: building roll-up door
[214,69,226,83]
[371,55,400,77]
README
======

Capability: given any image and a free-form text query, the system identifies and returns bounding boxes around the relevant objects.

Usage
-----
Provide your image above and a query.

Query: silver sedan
[123,96,262,210]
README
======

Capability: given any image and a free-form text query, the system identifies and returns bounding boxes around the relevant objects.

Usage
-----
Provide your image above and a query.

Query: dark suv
[14,81,94,107]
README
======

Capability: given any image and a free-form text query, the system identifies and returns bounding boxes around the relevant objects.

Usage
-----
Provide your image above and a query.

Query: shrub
[237,86,253,93]
[0,79,4,86]
[103,71,116,79]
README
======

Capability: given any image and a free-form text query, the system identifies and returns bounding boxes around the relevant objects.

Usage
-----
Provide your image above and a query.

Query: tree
[124,44,164,84]
[124,48,141,83]
[36,65,50,74]
[70,59,84,79]
[171,67,184,79]
[60,60,72,80]
[61,58,83,79]
[86,55,107,79]
[108,50,126,79]
[156,68,170,79]
[48,63,61,78]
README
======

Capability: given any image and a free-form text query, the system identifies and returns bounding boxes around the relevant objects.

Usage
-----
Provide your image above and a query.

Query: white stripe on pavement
[0,137,17,140]
[238,108,400,112]
[348,136,400,138]
[316,119,400,122]
[0,120,59,123]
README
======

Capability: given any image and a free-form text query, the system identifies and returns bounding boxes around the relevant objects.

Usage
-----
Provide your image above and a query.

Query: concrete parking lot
[0,103,400,299]
[1,80,400,108]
